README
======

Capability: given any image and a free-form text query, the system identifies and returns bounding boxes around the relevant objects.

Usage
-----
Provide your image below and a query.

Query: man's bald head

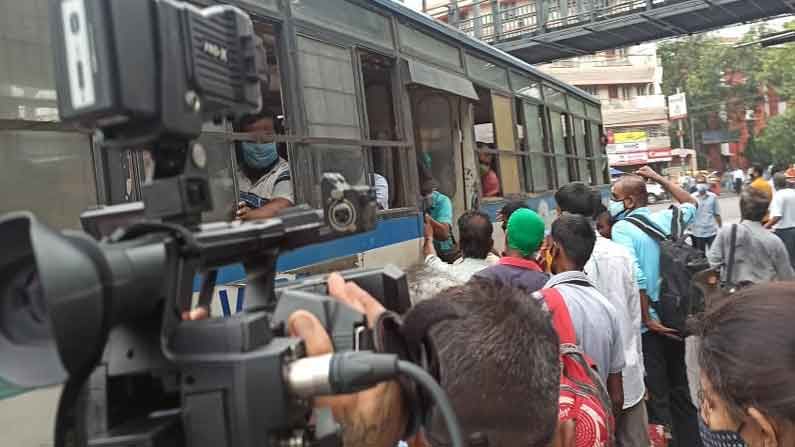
[613,175,648,209]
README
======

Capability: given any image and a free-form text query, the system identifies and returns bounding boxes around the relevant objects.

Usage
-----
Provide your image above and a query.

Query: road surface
[0,194,743,446]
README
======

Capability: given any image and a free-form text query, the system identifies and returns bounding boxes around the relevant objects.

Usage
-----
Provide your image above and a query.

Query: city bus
[0,0,609,306]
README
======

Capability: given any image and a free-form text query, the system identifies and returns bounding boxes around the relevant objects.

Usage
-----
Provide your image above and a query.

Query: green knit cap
[506,208,545,257]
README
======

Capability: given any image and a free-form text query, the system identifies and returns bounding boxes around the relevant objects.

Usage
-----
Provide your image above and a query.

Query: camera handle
[140,139,213,229]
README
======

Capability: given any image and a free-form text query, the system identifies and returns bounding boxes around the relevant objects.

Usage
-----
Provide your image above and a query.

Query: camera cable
[287,351,464,447]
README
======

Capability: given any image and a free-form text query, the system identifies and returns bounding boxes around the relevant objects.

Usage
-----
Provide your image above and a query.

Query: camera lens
[69,13,80,34]
[334,208,351,225]
[328,201,356,233]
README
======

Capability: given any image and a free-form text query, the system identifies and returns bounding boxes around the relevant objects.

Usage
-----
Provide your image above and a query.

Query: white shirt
[371,173,389,210]
[732,169,746,181]
[237,159,293,204]
[424,254,496,283]
[584,236,645,409]
[770,188,795,230]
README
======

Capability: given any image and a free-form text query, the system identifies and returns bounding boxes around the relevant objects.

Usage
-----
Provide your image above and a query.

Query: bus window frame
[355,47,415,213]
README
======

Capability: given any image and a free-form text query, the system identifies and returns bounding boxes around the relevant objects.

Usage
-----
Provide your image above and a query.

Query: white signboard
[668,93,687,120]
[609,152,649,166]
[606,141,648,154]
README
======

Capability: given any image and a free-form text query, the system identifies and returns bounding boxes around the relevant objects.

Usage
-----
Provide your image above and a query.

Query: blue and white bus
[0,0,609,307]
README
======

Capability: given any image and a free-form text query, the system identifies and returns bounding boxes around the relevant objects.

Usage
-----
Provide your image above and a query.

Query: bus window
[231,21,292,216]
[361,52,405,210]
[473,87,500,199]
[589,122,609,184]
[414,92,456,199]
[0,131,96,230]
[574,118,591,185]
[492,94,521,195]
[549,110,569,186]
[561,113,579,182]
[521,101,553,192]
[295,36,367,205]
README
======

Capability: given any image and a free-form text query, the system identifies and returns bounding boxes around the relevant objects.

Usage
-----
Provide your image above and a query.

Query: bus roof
[370,0,601,106]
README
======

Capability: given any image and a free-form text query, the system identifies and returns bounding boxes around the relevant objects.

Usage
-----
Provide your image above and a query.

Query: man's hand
[288,273,407,447]
[635,166,663,183]
[236,201,253,220]
[645,319,682,341]
[424,221,434,240]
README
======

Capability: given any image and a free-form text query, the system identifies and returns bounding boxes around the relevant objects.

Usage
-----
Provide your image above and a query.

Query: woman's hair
[693,283,795,424]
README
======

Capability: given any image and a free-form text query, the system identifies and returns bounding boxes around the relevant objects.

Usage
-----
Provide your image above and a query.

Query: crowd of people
[228,116,795,447]
[285,162,795,447]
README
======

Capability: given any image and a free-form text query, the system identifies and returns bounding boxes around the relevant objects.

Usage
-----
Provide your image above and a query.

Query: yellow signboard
[614,131,647,144]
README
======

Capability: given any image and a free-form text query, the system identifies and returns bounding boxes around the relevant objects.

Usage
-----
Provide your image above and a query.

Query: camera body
[51,0,262,144]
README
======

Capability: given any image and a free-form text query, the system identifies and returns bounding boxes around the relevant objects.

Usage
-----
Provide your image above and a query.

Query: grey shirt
[545,271,626,385]
[708,220,795,284]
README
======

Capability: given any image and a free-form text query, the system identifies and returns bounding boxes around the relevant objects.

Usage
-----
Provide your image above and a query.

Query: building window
[608,85,619,99]
[621,86,632,100]
[582,85,599,96]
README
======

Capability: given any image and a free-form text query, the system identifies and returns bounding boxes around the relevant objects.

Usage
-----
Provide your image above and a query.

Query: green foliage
[659,23,795,159]
[758,108,795,164]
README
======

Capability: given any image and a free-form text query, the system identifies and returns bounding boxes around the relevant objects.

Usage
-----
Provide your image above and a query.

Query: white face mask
[696,183,709,194]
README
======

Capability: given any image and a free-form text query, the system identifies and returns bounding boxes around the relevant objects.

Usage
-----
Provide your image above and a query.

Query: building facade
[539,43,674,171]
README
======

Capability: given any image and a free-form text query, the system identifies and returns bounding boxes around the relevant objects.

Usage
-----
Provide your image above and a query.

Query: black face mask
[699,418,747,447]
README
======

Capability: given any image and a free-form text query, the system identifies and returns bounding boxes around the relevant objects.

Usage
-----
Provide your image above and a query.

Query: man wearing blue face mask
[690,174,722,253]
[235,115,294,221]
[610,166,701,447]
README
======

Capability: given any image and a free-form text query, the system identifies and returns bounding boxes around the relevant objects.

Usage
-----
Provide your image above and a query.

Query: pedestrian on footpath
[709,188,795,285]
[556,183,650,447]
[694,283,795,447]
[610,166,702,447]
[691,174,723,253]
[766,173,795,269]
[475,208,548,293]
[423,210,496,282]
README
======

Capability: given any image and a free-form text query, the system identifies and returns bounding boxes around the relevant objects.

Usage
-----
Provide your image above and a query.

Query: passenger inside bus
[422,179,458,263]
[235,114,294,221]
[477,143,501,197]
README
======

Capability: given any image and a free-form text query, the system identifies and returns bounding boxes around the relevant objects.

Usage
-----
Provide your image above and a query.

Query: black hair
[498,200,529,230]
[751,164,765,177]
[773,172,788,190]
[551,212,596,270]
[555,182,596,217]
[457,210,494,259]
[593,202,609,220]
[740,187,770,222]
[694,283,795,426]
[422,278,560,446]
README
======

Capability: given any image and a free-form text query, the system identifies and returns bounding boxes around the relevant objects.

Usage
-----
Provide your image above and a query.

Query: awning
[404,59,479,101]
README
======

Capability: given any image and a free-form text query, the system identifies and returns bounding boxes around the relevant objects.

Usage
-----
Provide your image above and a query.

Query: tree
[759,21,795,101]
[658,32,764,150]
[757,108,795,164]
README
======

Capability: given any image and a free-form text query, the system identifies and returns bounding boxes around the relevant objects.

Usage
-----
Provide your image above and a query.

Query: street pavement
[0,194,744,447]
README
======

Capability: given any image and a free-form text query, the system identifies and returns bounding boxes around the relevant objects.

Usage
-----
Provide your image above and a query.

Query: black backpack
[625,207,710,335]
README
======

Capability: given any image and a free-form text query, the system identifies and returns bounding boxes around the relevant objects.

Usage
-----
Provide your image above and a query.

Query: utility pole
[677,88,685,170]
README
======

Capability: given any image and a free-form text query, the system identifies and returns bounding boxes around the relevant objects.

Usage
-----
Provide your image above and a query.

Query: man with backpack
[610,166,702,447]
[540,213,619,446]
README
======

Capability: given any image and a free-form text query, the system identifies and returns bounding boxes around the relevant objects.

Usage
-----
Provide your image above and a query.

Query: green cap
[506,208,545,257]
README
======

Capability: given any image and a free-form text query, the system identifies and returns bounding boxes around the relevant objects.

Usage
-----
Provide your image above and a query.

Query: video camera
[0,1,463,447]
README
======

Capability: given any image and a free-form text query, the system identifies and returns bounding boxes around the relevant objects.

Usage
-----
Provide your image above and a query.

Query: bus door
[411,88,467,234]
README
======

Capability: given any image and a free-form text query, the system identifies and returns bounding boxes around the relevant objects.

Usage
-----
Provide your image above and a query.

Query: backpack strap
[670,206,683,241]
[534,287,577,345]
[726,224,738,286]
[624,214,668,242]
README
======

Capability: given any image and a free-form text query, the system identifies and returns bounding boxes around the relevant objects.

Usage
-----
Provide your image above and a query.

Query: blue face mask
[241,142,278,169]
[696,183,709,194]
[608,199,627,220]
